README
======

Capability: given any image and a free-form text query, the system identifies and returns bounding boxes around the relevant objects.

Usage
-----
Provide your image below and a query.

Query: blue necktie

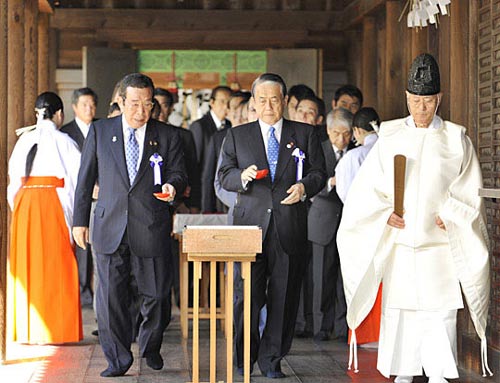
[125,127,140,185]
[267,126,279,182]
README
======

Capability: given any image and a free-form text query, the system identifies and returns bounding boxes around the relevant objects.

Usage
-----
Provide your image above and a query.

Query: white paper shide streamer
[149,153,163,185]
[292,147,306,181]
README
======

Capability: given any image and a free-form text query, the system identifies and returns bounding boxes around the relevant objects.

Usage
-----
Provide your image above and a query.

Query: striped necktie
[267,126,279,181]
[125,127,140,185]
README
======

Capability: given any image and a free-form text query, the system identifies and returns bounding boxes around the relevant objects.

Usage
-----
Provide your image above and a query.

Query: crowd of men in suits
[64,72,365,378]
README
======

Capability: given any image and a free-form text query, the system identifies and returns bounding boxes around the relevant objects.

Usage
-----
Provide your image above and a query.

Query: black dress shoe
[313,330,330,341]
[146,354,164,370]
[100,365,130,377]
[263,370,286,379]
[91,329,99,336]
[237,365,254,376]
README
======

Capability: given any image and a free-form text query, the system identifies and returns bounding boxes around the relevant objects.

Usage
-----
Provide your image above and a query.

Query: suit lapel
[108,117,130,186]
[248,121,268,171]
[132,121,159,189]
[322,140,336,177]
[273,120,296,186]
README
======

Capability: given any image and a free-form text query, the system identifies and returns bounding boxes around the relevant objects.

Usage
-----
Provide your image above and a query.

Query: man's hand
[156,183,176,202]
[329,176,336,188]
[92,185,99,199]
[281,183,305,205]
[435,215,446,231]
[241,164,257,183]
[73,226,89,250]
[387,212,405,229]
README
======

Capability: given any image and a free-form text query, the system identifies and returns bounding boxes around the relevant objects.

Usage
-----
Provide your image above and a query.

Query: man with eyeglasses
[337,54,491,383]
[72,73,187,377]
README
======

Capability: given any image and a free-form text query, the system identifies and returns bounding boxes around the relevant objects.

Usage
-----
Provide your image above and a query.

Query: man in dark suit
[189,85,232,212]
[202,91,252,213]
[219,73,326,378]
[308,107,354,342]
[72,73,186,377]
[61,87,98,306]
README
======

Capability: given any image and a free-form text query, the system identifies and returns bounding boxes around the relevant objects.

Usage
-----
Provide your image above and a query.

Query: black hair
[35,91,64,120]
[210,85,232,101]
[334,85,363,107]
[231,90,252,104]
[107,102,121,116]
[71,87,98,106]
[353,107,381,132]
[151,98,161,119]
[154,88,175,108]
[118,73,154,100]
[251,73,287,98]
[288,84,315,103]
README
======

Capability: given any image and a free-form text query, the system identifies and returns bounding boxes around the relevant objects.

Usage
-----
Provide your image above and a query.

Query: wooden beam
[50,9,343,31]
[94,28,342,48]
[341,0,387,29]
[0,0,8,363]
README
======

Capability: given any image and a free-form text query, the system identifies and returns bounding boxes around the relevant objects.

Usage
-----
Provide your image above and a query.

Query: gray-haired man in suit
[219,73,326,378]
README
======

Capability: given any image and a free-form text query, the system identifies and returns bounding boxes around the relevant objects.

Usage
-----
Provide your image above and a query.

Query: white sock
[428,378,448,383]
[394,376,413,383]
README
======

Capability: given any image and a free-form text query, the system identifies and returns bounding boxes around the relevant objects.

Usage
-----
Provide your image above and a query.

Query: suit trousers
[312,239,347,338]
[76,243,93,306]
[95,238,172,372]
[234,220,307,374]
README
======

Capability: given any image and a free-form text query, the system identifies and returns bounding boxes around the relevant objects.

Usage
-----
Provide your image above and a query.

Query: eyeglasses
[124,99,155,110]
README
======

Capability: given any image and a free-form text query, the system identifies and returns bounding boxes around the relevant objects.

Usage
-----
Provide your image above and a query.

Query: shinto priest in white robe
[337,115,492,378]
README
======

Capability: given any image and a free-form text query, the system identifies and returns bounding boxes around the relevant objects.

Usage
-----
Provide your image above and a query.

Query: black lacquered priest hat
[407,53,440,95]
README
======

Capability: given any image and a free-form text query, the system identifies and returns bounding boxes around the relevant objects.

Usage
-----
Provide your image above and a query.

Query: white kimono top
[337,116,491,358]
[335,133,378,203]
[7,119,81,235]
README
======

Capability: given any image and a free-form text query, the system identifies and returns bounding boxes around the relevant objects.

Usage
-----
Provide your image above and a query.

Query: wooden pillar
[376,15,387,118]
[449,0,468,127]
[410,28,428,61]
[7,0,24,153]
[384,1,406,120]
[362,17,377,108]
[0,0,9,363]
[24,0,38,126]
[38,13,49,94]
[346,29,362,89]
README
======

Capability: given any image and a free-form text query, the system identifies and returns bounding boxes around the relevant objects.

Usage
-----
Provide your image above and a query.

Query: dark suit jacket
[219,119,326,257]
[201,126,230,212]
[190,112,231,166]
[307,140,354,246]
[61,120,85,150]
[73,116,187,257]
[172,124,201,210]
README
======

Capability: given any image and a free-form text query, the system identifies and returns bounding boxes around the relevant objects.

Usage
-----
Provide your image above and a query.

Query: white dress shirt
[75,116,91,139]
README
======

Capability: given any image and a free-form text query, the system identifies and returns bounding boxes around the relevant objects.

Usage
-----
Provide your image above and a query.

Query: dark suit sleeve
[164,128,187,195]
[201,134,217,212]
[182,130,201,209]
[73,123,98,227]
[189,120,203,164]
[219,128,246,193]
[300,127,327,198]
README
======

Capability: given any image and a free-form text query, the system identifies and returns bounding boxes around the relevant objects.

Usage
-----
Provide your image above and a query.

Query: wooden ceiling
[54,0,351,11]
[50,0,386,70]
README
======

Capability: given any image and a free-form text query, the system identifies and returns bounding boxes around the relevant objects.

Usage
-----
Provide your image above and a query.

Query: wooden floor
[0,306,495,383]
